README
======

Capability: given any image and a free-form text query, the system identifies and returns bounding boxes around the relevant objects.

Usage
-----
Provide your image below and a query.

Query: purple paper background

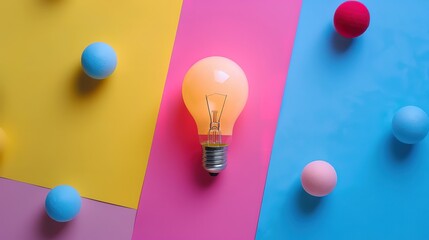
[0,178,135,240]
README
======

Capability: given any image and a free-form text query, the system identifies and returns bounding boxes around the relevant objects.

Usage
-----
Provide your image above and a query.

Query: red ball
[334,1,370,38]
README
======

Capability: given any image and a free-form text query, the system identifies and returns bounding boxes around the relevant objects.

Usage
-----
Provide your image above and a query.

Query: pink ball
[301,160,337,197]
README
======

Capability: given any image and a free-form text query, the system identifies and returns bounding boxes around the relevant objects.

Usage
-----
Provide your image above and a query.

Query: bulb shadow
[331,30,354,53]
[39,209,70,238]
[171,95,218,187]
[192,151,217,188]
[295,186,322,215]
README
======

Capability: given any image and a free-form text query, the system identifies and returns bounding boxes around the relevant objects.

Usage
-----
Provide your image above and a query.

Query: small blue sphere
[45,185,82,222]
[81,42,117,79]
[392,106,429,144]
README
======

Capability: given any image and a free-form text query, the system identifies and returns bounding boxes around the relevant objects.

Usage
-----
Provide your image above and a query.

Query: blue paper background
[257,0,429,239]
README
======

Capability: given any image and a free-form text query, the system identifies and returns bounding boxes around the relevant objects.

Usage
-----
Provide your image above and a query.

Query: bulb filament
[205,94,227,145]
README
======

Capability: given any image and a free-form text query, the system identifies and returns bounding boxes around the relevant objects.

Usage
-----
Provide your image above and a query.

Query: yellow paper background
[0,0,182,209]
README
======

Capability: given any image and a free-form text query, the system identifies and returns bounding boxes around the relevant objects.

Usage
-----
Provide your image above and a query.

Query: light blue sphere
[45,185,82,222]
[392,106,429,144]
[81,42,117,79]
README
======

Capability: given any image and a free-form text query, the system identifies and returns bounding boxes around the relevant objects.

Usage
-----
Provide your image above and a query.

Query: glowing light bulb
[182,56,249,176]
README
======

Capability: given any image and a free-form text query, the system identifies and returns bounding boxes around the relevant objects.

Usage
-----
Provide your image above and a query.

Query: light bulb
[182,56,249,176]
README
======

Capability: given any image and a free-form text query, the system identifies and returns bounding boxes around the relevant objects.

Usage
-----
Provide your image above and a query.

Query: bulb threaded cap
[202,145,228,176]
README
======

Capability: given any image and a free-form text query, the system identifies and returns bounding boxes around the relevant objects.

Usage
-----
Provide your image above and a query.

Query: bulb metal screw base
[202,145,228,176]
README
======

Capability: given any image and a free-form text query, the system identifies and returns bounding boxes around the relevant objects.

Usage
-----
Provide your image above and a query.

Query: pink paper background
[0,178,136,240]
[133,0,302,239]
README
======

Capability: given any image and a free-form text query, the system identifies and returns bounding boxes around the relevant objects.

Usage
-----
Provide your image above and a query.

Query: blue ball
[81,42,117,79]
[392,106,429,144]
[45,185,82,222]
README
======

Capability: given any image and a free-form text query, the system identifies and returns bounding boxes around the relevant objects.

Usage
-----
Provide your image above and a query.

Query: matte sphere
[392,106,429,144]
[81,42,117,79]
[45,185,82,222]
[334,1,370,38]
[301,160,337,197]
